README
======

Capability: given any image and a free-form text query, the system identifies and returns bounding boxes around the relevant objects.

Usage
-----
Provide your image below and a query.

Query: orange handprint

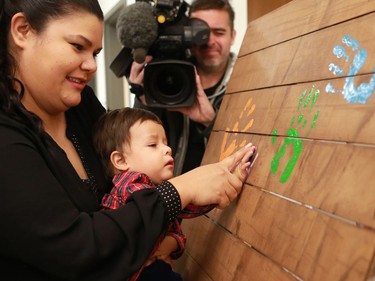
[219,98,256,160]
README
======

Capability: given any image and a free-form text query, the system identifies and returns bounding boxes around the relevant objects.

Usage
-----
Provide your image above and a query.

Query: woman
[0,1,255,280]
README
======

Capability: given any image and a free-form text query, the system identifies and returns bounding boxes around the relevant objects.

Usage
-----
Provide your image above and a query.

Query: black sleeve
[0,116,180,281]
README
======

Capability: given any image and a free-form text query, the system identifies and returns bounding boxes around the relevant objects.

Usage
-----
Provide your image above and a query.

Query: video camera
[110,0,210,108]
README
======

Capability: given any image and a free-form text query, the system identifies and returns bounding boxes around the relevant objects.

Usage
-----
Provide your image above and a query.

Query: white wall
[99,0,128,15]
[229,0,248,55]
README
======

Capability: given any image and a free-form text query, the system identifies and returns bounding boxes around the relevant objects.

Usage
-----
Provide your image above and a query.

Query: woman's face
[12,11,103,116]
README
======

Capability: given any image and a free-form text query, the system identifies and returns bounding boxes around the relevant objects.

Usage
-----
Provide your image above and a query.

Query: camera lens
[155,68,184,97]
[144,60,196,108]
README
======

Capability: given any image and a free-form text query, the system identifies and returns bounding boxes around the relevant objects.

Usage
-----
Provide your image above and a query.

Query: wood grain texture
[247,0,292,22]
[203,132,375,229]
[240,0,375,56]
[203,186,375,280]
[230,12,375,93]
[176,216,298,281]
[215,77,375,144]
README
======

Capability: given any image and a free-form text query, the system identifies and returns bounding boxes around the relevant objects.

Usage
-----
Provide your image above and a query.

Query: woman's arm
[0,122,167,281]
[0,114,254,280]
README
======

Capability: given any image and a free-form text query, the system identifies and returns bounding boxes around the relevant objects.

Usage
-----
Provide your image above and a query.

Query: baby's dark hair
[93,107,163,178]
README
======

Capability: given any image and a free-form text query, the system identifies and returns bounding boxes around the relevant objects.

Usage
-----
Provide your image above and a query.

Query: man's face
[191,9,236,73]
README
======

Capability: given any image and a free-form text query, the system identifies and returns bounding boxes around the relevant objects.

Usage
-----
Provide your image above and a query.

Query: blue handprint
[326,34,375,104]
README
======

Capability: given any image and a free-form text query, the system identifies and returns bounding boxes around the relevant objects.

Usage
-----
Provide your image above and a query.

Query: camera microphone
[116,2,158,64]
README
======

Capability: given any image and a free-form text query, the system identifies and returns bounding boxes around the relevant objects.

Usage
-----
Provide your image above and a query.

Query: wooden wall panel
[247,0,292,22]
[240,0,375,56]
[200,132,375,280]
[231,12,375,93]
[215,78,375,144]
[175,0,375,280]
[175,216,297,281]
[178,185,375,281]
[203,132,375,228]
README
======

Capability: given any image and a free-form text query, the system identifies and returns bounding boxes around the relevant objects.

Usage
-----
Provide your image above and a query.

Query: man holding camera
[129,0,237,175]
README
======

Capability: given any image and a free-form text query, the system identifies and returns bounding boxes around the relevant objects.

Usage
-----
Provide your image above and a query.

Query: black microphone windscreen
[116,2,158,50]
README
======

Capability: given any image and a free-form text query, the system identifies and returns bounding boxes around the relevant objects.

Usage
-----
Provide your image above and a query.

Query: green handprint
[271,86,320,183]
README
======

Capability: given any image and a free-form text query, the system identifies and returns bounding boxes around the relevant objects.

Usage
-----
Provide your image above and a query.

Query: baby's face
[123,120,174,184]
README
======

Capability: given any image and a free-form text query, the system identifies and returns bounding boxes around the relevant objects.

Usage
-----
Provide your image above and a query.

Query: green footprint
[271,86,320,183]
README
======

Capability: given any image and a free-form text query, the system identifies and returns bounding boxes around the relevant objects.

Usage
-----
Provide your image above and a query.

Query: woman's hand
[143,235,176,267]
[169,143,256,209]
[232,146,258,181]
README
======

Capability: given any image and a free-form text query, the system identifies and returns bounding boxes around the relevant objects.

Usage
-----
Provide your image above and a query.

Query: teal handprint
[271,86,320,183]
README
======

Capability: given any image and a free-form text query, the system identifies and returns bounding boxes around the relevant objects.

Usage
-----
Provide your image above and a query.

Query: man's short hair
[189,0,235,30]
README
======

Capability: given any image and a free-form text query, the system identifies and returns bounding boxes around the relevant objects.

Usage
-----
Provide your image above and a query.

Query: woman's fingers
[221,142,253,173]
[216,181,240,209]
[217,143,257,208]
[232,146,258,182]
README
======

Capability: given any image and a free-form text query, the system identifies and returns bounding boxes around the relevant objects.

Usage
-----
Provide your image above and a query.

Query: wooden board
[231,12,375,93]
[204,132,375,229]
[239,0,375,56]
[175,216,297,281]
[215,77,375,145]
[175,0,375,280]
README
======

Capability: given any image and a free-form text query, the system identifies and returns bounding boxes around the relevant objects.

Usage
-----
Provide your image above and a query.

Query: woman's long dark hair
[0,0,103,142]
